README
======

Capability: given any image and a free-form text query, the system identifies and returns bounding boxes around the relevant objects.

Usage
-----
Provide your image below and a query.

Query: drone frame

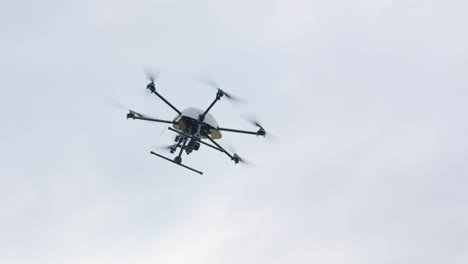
[126,80,265,174]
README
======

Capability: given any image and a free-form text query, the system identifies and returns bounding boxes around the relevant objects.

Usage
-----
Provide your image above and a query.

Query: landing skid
[150,151,203,175]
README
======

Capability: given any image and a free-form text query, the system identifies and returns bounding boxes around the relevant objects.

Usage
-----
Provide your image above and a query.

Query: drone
[124,73,267,175]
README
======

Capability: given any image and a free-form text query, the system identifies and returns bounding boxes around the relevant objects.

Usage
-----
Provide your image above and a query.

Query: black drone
[124,73,267,174]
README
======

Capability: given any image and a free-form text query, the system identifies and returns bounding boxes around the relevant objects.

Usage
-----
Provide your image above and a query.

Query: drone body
[173,107,222,139]
[125,77,266,174]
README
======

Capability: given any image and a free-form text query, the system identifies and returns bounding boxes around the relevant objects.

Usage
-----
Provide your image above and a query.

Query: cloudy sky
[1,0,467,263]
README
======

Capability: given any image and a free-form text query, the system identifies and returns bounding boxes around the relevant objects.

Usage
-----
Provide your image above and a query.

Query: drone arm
[153,91,181,115]
[206,136,235,161]
[200,91,223,120]
[217,127,265,137]
[127,112,174,124]
[147,86,181,115]
[201,93,222,119]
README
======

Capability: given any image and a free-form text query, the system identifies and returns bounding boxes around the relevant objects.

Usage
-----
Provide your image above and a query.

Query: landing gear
[150,151,203,175]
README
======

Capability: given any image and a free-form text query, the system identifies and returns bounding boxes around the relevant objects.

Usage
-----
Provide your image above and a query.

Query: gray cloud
[0,0,466,263]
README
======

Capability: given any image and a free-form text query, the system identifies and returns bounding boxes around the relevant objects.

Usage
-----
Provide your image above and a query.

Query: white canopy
[179,107,219,128]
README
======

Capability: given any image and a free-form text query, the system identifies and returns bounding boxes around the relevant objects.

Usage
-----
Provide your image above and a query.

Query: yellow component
[172,115,182,130]
[210,129,222,139]
[172,115,222,139]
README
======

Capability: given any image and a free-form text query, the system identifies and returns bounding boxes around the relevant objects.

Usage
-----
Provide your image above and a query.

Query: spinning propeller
[107,99,156,120]
[153,144,178,154]
[153,144,173,151]
[239,114,271,138]
[196,74,244,103]
[143,68,161,93]
[247,117,267,137]
[226,144,251,166]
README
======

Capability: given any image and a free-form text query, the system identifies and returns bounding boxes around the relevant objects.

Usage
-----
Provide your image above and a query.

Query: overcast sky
[0,0,467,263]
